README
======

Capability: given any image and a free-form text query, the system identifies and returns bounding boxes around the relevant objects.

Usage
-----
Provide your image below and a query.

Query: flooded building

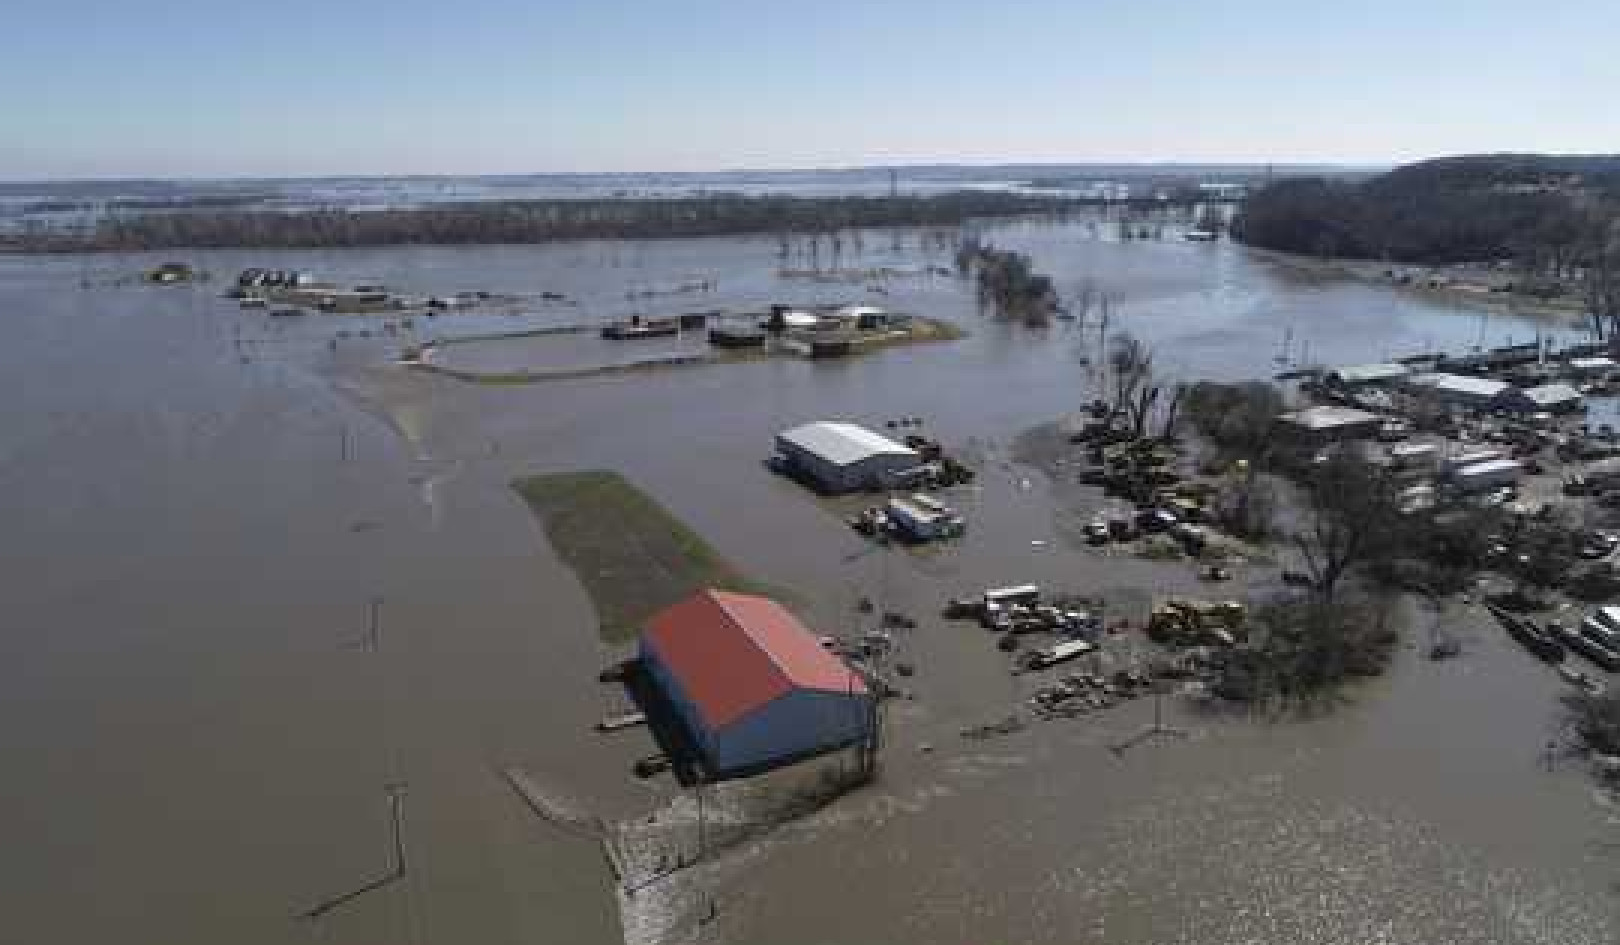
[1499,382,1583,414]
[1405,372,1511,410]
[775,421,921,493]
[1567,356,1617,378]
[1326,362,1409,388]
[638,590,872,778]
[1277,405,1384,445]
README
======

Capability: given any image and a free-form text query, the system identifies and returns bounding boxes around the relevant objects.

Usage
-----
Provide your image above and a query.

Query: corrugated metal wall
[640,637,718,761]
[712,688,870,774]
[644,637,872,776]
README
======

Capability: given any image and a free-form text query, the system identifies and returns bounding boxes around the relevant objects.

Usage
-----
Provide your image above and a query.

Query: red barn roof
[643,589,868,730]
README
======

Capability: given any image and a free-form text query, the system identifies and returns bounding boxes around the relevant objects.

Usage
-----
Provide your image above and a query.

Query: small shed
[639,590,872,778]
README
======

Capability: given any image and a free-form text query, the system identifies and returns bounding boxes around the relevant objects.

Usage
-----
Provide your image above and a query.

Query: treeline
[1233,153,1620,265]
[1,192,1090,253]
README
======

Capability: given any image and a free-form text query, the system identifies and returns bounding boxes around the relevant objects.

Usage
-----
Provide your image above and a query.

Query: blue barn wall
[639,637,719,761]
[712,688,871,774]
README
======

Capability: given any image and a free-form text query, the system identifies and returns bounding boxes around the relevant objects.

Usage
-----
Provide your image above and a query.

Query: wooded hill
[1233,154,1620,265]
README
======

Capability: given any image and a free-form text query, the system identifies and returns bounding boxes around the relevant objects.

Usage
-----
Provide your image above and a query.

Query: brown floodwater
[1,219,1614,945]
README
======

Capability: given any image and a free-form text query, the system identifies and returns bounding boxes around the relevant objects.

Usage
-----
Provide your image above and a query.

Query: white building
[1405,372,1511,409]
[1277,405,1384,443]
[775,421,921,493]
[1327,362,1410,387]
[1499,383,1583,414]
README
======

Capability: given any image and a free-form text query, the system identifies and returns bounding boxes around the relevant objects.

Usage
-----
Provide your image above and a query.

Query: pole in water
[368,596,383,652]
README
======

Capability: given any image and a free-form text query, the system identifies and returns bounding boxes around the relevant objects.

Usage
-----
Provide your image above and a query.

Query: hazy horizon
[0,161,1387,187]
[5,0,1617,179]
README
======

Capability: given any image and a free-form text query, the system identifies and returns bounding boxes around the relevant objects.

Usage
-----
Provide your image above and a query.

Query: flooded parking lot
[1,218,1615,944]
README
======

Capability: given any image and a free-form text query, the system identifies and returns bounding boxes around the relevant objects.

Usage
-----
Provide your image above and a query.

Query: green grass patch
[513,470,777,645]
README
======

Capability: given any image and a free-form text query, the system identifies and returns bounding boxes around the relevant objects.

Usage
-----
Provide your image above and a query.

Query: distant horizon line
[0,160,1396,187]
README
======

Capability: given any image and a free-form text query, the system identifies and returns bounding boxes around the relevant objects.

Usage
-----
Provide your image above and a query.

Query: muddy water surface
[1,222,1614,944]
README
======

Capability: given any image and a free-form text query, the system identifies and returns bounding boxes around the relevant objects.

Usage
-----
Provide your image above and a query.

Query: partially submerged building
[1449,458,1525,492]
[1277,405,1384,444]
[639,590,873,778]
[1568,356,1618,378]
[1326,362,1409,388]
[775,421,921,493]
[1405,372,1511,410]
[1499,382,1583,414]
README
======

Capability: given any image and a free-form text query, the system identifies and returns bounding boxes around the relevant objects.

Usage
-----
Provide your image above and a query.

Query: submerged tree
[1182,380,1286,539]
[1293,448,1406,601]
[955,239,1060,324]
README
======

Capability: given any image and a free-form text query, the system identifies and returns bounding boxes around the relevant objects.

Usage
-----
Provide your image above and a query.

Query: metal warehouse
[639,589,873,778]
[775,421,921,493]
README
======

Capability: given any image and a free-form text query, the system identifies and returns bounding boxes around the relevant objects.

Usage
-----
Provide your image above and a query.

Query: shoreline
[1244,245,1592,324]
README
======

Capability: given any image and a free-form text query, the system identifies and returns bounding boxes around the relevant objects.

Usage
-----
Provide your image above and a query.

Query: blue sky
[4,0,1617,178]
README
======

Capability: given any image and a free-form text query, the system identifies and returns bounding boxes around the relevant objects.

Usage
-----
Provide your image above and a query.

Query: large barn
[639,589,873,778]
[774,421,920,493]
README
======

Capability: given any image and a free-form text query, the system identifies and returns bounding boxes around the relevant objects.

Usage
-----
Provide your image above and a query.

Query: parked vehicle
[1024,638,1096,671]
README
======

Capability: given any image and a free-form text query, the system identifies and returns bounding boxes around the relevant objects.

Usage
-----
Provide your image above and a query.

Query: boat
[602,316,679,340]
[594,711,647,733]
[1548,621,1620,672]
[269,307,306,317]
[1485,603,1564,662]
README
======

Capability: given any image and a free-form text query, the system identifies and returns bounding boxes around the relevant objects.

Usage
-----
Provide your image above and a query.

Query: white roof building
[1279,405,1383,431]
[1569,356,1617,374]
[1501,382,1583,413]
[1328,362,1410,386]
[1406,372,1510,403]
[778,422,915,466]
[775,421,921,493]
[1277,406,1384,443]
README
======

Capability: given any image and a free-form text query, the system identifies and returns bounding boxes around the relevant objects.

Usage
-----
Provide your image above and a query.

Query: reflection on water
[0,218,1614,945]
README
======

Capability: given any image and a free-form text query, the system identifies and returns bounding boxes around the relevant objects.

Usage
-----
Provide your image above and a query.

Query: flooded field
[1,217,1615,944]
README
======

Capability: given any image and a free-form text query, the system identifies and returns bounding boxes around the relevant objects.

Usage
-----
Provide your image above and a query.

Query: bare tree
[1294,449,1406,601]
[1108,333,1153,422]
[1159,383,1186,441]
[1183,380,1284,539]
[1582,214,1620,343]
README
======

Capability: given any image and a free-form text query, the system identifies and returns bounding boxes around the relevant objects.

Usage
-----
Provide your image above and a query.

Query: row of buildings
[1326,361,1586,415]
